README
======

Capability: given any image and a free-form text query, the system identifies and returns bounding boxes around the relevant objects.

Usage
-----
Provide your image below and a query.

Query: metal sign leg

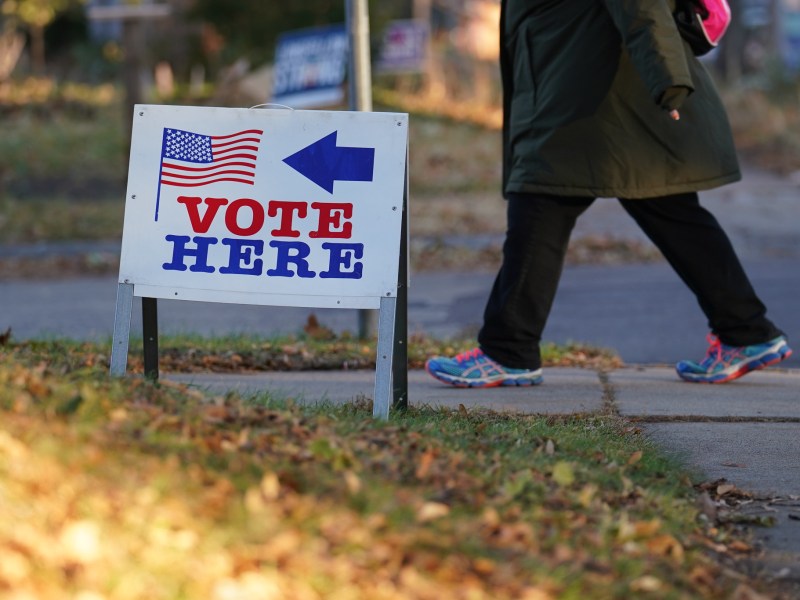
[142,297,159,380]
[392,167,409,410]
[373,296,397,419]
[110,282,134,376]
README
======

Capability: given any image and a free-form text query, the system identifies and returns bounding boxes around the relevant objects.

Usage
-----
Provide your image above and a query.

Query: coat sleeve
[602,0,694,104]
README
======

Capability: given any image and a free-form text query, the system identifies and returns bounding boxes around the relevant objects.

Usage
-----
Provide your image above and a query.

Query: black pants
[478,192,783,369]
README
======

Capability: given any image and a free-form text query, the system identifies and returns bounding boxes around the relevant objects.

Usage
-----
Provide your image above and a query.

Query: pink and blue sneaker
[425,347,543,388]
[676,334,792,383]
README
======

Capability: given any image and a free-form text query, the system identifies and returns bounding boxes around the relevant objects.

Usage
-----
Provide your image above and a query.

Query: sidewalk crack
[597,371,619,417]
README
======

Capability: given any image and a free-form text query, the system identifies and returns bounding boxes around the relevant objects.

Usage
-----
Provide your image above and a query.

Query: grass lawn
[0,339,773,599]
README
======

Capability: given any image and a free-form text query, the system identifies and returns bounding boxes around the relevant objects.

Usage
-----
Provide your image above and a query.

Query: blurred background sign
[741,0,773,27]
[270,24,348,109]
[376,19,429,74]
[780,0,800,70]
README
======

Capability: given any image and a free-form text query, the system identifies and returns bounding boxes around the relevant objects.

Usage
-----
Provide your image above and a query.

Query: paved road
[2,257,797,370]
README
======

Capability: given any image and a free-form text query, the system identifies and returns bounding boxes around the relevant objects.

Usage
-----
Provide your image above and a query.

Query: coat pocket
[508,91,536,150]
[506,22,538,96]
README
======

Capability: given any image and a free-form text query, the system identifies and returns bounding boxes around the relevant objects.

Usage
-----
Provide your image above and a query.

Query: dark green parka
[501,0,741,199]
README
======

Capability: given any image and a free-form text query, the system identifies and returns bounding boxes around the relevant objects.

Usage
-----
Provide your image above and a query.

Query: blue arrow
[283,131,375,193]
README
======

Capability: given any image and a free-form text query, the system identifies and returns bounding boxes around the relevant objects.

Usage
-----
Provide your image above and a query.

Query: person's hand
[658,86,690,121]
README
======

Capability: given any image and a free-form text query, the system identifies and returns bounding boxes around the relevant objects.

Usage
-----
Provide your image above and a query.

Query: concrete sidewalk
[166,365,800,588]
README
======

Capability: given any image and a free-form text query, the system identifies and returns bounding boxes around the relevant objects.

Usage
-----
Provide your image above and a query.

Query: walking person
[425,0,792,387]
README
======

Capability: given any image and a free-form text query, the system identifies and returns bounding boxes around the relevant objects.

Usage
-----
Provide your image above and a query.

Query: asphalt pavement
[2,163,799,588]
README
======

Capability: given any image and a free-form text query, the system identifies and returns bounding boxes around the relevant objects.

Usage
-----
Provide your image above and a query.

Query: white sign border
[118,104,409,310]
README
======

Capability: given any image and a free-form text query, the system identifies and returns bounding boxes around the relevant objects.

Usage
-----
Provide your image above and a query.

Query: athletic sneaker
[425,347,543,388]
[676,334,792,383]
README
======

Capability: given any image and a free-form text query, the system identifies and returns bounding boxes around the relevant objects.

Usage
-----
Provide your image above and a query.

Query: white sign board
[119,105,408,310]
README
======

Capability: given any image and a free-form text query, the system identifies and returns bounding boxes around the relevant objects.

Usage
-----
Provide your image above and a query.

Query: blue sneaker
[425,348,543,388]
[676,334,792,383]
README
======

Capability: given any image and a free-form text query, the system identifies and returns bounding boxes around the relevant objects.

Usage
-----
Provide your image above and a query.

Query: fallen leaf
[109,408,129,422]
[688,564,719,590]
[60,520,102,564]
[646,534,685,562]
[343,470,361,494]
[519,588,556,600]
[717,483,736,496]
[545,439,555,455]
[0,548,31,584]
[578,483,597,508]
[728,540,752,553]
[634,519,661,537]
[627,450,643,466]
[696,491,718,522]
[303,313,335,340]
[416,501,450,522]
[213,571,283,600]
[630,575,662,592]
[260,472,280,501]
[551,461,575,487]
[481,507,500,528]
[415,449,436,479]
[202,405,230,423]
[472,557,495,575]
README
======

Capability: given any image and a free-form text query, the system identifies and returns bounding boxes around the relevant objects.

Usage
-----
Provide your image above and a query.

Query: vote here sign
[118,105,409,309]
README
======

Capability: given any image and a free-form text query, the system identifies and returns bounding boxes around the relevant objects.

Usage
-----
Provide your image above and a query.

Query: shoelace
[703,333,742,366]
[455,348,483,363]
[704,334,722,363]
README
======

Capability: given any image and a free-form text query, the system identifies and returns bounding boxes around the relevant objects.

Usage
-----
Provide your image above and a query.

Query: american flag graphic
[159,127,263,187]
[154,127,263,220]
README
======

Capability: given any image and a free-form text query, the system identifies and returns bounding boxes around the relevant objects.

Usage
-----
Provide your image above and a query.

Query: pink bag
[674,0,732,56]
[698,0,732,47]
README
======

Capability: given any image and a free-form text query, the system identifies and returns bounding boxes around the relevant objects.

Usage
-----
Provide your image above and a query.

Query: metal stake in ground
[346,0,378,340]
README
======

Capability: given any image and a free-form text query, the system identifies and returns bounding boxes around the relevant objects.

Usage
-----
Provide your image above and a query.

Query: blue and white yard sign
[119,105,408,310]
[271,24,348,109]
